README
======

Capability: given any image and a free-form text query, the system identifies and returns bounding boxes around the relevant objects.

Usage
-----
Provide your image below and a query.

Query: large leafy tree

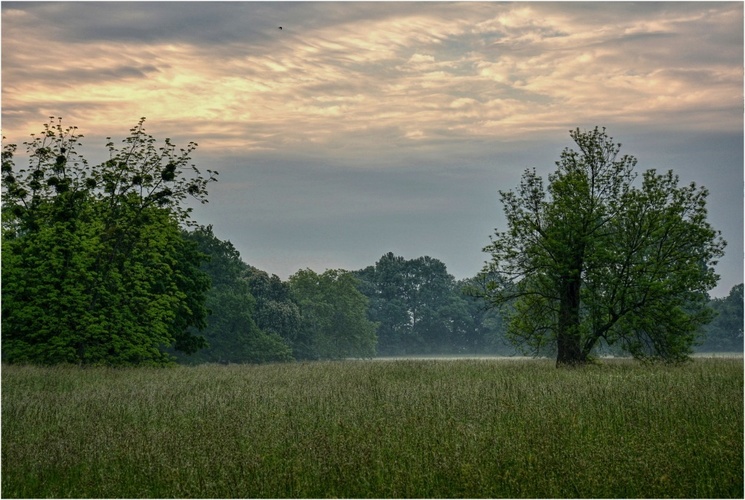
[355,253,475,355]
[2,118,217,365]
[480,127,726,365]
[289,269,378,360]
[245,266,302,346]
[403,256,469,353]
[355,253,414,355]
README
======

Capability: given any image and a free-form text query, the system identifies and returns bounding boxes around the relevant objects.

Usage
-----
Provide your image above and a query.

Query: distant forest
[169,226,517,364]
[171,225,743,364]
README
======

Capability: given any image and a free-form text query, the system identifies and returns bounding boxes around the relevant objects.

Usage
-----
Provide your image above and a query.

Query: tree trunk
[556,272,585,367]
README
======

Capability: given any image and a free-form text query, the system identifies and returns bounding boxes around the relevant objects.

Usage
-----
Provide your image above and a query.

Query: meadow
[2,358,742,498]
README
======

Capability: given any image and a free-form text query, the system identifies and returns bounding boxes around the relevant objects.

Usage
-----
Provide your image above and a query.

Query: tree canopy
[478,127,726,365]
[699,284,743,352]
[354,253,512,356]
[289,269,378,360]
[2,118,217,365]
[172,226,294,364]
[245,266,303,346]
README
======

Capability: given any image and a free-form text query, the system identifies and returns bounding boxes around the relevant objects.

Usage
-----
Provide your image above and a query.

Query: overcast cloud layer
[2,2,742,296]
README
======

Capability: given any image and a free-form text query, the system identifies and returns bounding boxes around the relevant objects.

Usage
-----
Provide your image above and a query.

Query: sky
[2,1,743,297]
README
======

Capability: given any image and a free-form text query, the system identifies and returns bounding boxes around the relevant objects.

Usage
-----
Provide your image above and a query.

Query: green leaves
[700,284,744,352]
[289,269,378,360]
[480,127,725,364]
[353,253,496,356]
[173,225,294,364]
[1,118,215,366]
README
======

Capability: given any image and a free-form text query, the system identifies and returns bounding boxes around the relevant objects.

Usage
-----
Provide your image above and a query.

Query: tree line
[2,119,740,366]
[172,226,518,363]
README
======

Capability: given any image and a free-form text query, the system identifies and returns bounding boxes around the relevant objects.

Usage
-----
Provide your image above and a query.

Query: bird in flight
[278,26,283,30]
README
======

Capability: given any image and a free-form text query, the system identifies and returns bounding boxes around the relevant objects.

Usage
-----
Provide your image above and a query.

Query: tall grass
[2,359,742,498]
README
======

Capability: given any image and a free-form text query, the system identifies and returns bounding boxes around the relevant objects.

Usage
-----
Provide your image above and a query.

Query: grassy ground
[2,358,742,498]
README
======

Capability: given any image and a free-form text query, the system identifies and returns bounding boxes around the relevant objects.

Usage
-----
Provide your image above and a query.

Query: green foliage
[355,252,499,355]
[174,226,293,364]
[289,269,378,359]
[2,360,742,498]
[481,127,726,365]
[245,266,302,345]
[355,253,413,354]
[699,284,744,352]
[1,118,216,365]
[458,275,515,355]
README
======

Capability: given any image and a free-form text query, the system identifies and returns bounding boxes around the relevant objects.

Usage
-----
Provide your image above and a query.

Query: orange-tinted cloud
[2,2,742,294]
[3,2,741,155]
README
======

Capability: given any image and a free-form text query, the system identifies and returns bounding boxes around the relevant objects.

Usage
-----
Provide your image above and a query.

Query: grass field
[2,358,742,498]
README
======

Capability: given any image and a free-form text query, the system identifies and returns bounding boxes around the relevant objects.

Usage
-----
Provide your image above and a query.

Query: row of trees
[172,225,378,363]
[2,120,739,366]
[164,231,745,363]
[354,253,509,355]
[169,232,513,363]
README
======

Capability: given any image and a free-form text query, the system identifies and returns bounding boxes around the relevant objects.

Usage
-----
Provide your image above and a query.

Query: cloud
[3,2,741,154]
[2,2,741,294]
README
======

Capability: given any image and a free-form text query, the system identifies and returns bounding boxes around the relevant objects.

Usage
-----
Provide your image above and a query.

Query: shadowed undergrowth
[2,359,742,498]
